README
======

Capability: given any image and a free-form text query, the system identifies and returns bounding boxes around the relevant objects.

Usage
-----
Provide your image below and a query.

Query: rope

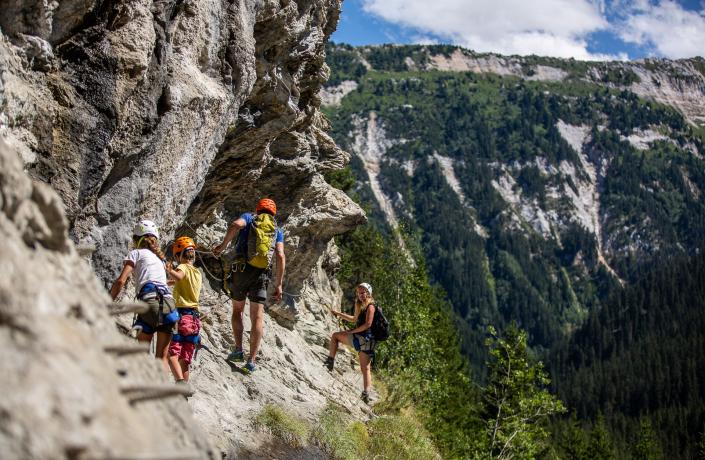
[182,220,217,248]
[325,304,344,330]
[195,251,225,282]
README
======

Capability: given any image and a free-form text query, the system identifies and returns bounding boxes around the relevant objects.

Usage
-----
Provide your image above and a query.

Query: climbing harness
[137,282,180,325]
[171,308,204,360]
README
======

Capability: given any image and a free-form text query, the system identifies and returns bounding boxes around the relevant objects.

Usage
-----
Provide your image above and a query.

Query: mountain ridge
[323,42,705,359]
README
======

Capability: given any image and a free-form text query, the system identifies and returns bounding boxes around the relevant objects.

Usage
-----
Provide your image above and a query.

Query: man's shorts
[230,263,269,303]
[135,296,177,334]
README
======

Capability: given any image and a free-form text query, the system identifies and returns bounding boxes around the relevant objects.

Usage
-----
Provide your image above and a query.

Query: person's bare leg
[328,331,353,358]
[359,352,372,393]
[328,331,352,357]
[155,331,172,372]
[136,331,152,343]
[248,301,264,362]
[231,299,246,351]
[180,360,190,381]
[168,354,184,380]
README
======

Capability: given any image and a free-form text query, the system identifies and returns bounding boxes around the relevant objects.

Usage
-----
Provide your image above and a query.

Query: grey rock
[0,138,213,459]
[15,34,54,71]
[0,0,370,457]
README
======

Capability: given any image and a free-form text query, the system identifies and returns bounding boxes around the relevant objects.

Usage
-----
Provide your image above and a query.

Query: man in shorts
[212,198,285,373]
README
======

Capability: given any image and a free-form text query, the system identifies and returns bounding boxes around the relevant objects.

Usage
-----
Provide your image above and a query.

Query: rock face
[1,0,369,458]
[0,0,364,284]
[0,138,213,459]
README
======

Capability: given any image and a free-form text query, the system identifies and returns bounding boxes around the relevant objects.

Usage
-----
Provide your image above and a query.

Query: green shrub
[254,404,310,448]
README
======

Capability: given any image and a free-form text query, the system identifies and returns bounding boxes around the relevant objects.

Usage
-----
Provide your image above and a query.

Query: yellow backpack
[246,213,277,269]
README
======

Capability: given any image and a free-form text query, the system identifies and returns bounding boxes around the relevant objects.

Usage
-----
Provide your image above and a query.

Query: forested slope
[551,245,705,458]
[324,43,705,369]
[324,42,705,458]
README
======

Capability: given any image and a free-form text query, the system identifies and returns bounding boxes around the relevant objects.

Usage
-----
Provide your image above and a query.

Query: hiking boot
[227,349,244,363]
[323,356,334,371]
[243,361,256,374]
[361,391,370,404]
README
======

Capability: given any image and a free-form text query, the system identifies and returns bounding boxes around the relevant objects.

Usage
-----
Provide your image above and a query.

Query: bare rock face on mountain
[0,0,363,286]
[1,0,369,458]
[0,138,213,459]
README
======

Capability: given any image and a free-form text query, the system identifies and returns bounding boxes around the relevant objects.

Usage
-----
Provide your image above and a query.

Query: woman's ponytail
[134,235,166,260]
[145,235,166,260]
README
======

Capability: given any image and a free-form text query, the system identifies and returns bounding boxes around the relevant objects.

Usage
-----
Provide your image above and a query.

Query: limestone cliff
[0,137,214,458]
[1,1,368,458]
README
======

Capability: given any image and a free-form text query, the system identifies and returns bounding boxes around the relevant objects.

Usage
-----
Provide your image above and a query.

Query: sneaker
[243,361,256,374]
[361,391,370,404]
[227,349,244,362]
[323,356,334,371]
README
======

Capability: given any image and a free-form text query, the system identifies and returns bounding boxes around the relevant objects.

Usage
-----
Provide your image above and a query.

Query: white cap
[358,283,372,295]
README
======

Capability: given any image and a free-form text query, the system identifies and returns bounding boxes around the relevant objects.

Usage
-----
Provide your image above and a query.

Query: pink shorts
[168,312,201,365]
[169,340,197,364]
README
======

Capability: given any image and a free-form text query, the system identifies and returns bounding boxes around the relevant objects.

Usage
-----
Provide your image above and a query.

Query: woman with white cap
[109,220,178,371]
[325,282,377,403]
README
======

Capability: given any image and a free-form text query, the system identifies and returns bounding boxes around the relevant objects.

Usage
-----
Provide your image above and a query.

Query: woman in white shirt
[110,220,178,370]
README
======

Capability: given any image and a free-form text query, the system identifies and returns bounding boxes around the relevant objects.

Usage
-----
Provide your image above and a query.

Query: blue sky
[332,0,705,60]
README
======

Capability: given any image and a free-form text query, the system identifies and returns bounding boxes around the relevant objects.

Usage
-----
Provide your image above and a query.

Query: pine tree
[633,418,662,460]
[698,428,705,460]
[558,412,589,460]
[482,324,566,459]
[589,415,616,460]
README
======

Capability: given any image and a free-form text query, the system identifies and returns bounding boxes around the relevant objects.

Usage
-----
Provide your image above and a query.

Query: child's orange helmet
[256,198,277,215]
[173,236,196,256]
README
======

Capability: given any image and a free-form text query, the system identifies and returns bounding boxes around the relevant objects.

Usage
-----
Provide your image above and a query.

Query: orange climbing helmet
[173,236,196,257]
[256,198,277,215]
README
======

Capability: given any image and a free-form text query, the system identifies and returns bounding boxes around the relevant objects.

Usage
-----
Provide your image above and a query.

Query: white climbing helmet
[358,283,373,295]
[133,219,160,239]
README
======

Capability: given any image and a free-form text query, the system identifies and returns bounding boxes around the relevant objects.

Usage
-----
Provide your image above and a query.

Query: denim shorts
[352,333,376,356]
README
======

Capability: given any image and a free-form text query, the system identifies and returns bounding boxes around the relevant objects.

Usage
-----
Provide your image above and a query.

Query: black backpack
[371,304,390,341]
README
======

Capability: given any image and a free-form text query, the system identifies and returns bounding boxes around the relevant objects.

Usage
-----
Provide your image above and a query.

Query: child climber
[325,282,377,403]
[165,236,202,384]
[110,220,179,371]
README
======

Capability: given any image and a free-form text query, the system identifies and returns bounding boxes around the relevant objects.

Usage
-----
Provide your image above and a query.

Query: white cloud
[613,1,705,58]
[413,35,441,45]
[361,0,610,59]
[360,0,705,59]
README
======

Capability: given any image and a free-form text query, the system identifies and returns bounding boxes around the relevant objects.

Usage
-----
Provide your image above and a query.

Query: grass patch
[312,403,441,460]
[254,404,310,448]
[313,404,369,460]
[368,410,441,460]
